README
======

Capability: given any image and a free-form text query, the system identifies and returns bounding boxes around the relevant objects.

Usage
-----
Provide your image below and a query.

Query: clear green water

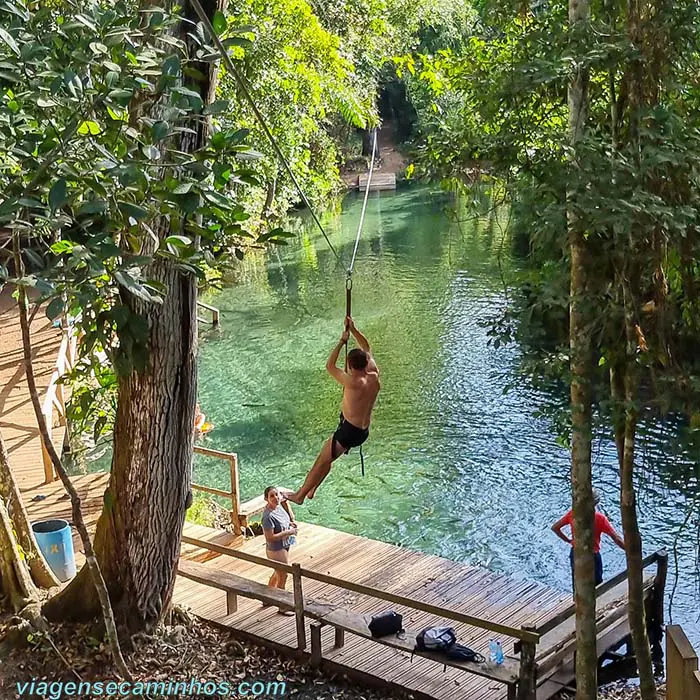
[193,186,698,645]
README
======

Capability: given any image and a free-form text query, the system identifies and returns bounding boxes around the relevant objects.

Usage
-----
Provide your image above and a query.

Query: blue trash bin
[32,519,76,582]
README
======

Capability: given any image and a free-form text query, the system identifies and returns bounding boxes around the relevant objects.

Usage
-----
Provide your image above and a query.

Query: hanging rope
[191,0,378,342]
[189,0,343,266]
[348,129,377,276]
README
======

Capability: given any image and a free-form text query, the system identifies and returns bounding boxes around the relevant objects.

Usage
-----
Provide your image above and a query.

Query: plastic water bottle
[489,640,504,665]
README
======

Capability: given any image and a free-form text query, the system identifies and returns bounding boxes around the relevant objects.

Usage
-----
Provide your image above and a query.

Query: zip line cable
[190,2,379,478]
[348,130,377,276]
[190,0,379,296]
[189,0,343,266]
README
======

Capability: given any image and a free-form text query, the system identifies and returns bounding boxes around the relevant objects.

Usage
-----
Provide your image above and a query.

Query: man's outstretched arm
[326,330,350,384]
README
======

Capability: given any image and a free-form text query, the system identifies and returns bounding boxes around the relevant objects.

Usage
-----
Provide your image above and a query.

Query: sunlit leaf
[77,120,102,136]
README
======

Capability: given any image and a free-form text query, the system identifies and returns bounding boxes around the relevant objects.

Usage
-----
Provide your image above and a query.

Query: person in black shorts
[286,317,380,505]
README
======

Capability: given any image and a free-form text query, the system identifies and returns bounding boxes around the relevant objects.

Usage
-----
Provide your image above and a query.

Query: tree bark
[0,497,39,613]
[43,0,222,635]
[44,257,198,633]
[0,430,60,589]
[621,284,657,700]
[362,127,379,159]
[567,0,597,697]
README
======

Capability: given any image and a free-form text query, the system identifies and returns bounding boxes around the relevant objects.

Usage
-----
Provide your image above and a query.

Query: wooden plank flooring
[171,520,572,700]
[359,172,396,191]
[2,290,589,700]
[0,287,66,491]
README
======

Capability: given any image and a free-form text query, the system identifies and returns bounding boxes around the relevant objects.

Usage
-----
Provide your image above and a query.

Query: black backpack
[414,627,485,664]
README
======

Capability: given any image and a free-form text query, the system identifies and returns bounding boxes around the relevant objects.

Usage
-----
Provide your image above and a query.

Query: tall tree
[43,0,226,633]
[567,0,598,697]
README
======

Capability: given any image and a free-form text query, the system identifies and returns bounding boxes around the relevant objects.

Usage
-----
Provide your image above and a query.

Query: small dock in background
[1,292,668,700]
[359,172,396,191]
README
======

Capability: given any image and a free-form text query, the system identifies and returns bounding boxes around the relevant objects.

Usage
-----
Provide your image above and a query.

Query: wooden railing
[191,446,241,534]
[196,300,220,327]
[41,325,78,483]
[667,625,700,700]
[178,536,542,643]
[534,550,667,637]
[180,533,541,696]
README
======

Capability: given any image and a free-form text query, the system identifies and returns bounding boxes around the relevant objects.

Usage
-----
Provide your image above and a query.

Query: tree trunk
[568,0,597,697]
[44,259,197,633]
[0,497,38,613]
[13,268,131,678]
[362,127,379,159]
[44,0,223,634]
[621,285,657,700]
[0,430,60,589]
[263,176,277,219]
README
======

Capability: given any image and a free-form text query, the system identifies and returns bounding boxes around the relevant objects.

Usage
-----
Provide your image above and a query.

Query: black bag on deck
[414,627,486,664]
[368,611,403,638]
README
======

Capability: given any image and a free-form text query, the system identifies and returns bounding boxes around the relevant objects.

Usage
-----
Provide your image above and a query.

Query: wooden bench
[178,559,336,616]
[177,559,521,699]
[308,609,520,700]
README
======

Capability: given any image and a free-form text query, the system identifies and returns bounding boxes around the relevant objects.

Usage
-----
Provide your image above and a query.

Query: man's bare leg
[286,437,342,504]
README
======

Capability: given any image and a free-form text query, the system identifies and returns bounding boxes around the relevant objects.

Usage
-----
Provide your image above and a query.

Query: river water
[195,185,699,646]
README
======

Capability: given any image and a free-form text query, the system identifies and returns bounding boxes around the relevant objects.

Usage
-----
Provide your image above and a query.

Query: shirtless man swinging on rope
[286,317,380,505]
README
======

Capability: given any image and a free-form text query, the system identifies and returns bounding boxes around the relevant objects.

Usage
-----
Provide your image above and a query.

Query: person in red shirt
[551,488,626,588]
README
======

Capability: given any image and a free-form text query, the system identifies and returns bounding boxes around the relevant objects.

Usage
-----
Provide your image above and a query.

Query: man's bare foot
[284,491,305,505]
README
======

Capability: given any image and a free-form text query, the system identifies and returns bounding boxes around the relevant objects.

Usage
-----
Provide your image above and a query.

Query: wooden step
[359,172,396,191]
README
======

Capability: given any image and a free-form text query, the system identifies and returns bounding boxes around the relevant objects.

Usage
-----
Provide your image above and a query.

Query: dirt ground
[0,609,411,700]
[340,125,409,189]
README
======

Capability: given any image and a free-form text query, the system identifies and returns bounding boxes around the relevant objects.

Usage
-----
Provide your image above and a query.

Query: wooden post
[666,625,699,700]
[334,627,345,649]
[517,626,537,700]
[226,591,238,615]
[310,621,323,666]
[41,424,54,483]
[650,550,668,653]
[292,563,306,651]
[212,307,220,327]
[229,454,241,536]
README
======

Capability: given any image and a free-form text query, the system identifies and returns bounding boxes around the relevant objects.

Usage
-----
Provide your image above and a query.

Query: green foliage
[185,494,216,527]
[406,0,700,434]
[0,0,258,374]
[218,0,375,220]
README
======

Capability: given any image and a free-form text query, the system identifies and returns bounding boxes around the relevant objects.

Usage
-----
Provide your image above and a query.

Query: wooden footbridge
[0,288,668,700]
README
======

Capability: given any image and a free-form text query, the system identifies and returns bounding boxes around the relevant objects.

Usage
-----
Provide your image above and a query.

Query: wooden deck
[0,287,66,492]
[359,172,396,191]
[2,290,660,700]
[173,522,570,700]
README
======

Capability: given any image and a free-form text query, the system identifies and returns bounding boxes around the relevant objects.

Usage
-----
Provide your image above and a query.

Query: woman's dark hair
[264,486,277,499]
[348,348,369,370]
